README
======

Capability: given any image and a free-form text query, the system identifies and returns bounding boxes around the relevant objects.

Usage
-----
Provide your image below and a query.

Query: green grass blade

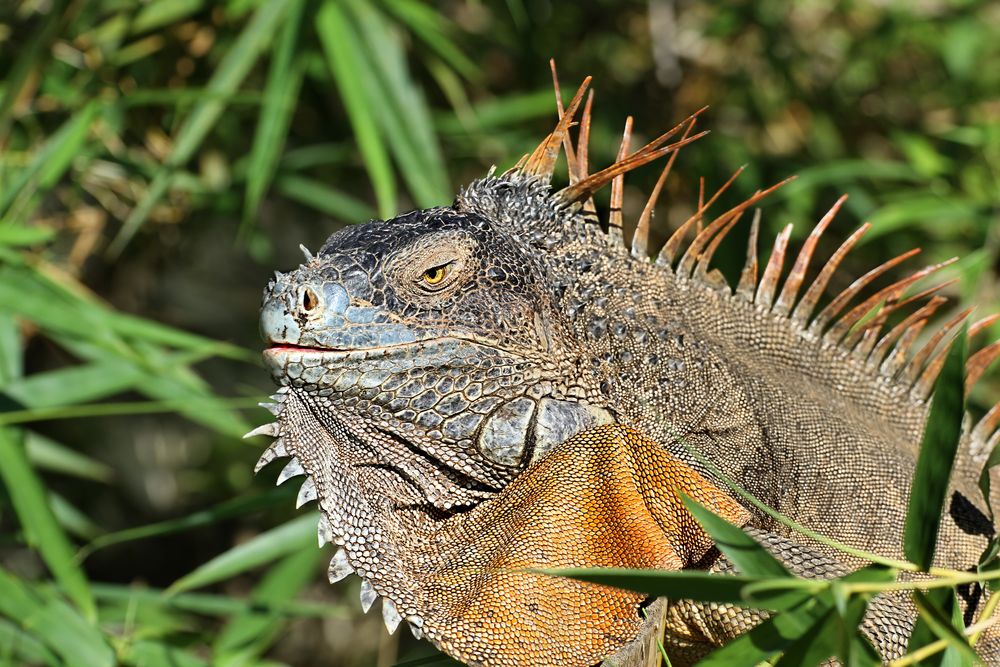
[380,0,479,82]
[0,312,23,384]
[0,428,96,621]
[240,0,307,234]
[109,0,295,255]
[548,567,820,609]
[120,641,209,667]
[904,328,968,570]
[0,102,99,220]
[80,488,290,559]
[91,583,349,618]
[213,548,323,661]
[0,567,113,667]
[275,175,377,223]
[0,0,68,134]
[167,514,316,594]
[696,599,829,666]
[0,617,59,667]
[912,590,981,665]
[317,0,397,218]
[681,495,791,579]
[346,0,450,206]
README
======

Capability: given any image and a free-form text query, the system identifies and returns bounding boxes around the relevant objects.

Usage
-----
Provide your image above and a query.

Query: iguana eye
[420,263,450,287]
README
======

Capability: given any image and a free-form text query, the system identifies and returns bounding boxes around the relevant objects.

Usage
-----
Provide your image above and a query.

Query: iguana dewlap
[249,73,1000,665]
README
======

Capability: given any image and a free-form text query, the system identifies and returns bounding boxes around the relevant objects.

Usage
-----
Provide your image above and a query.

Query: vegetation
[0,0,997,665]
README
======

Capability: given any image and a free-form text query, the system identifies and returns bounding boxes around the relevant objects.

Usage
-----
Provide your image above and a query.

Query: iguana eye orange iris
[421,264,448,285]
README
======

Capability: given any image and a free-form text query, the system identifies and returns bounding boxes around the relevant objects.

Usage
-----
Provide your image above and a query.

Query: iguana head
[260,203,614,510]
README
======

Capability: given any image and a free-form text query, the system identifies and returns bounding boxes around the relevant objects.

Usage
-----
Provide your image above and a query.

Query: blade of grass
[109,0,295,255]
[240,0,307,236]
[0,428,96,621]
[0,618,59,667]
[0,567,113,667]
[345,0,450,206]
[275,175,377,223]
[912,591,981,665]
[167,514,316,594]
[316,0,397,219]
[213,548,323,662]
[0,101,99,219]
[80,488,292,560]
[904,328,968,570]
[681,495,791,578]
[24,431,113,483]
[91,583,350,618]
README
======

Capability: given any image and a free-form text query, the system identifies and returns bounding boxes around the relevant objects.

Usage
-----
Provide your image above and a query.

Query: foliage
[0,0,997,665]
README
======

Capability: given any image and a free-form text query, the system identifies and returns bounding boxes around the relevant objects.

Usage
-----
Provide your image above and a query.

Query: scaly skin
[250,77,1000,665]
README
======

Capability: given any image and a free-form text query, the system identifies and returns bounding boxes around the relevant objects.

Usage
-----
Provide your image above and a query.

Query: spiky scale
[253,438,288,474]
[276,457,305,485]
[407,615,424,640]
[328,548,353,583]
[296,477,317,508]
[258,401,281,416]
[299,244,314,261]
[243,422,279,439]
[317,514,335,547]
[382,598,402,634]
[360,579,377,613]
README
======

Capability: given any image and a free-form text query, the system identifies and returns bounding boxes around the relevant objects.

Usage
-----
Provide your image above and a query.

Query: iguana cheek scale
[248,72,1000,665]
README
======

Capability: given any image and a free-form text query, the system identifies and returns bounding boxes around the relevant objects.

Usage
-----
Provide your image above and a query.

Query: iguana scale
[247,74,1000,666]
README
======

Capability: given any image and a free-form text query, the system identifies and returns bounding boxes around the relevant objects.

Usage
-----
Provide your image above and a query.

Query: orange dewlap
[424,424,750,667]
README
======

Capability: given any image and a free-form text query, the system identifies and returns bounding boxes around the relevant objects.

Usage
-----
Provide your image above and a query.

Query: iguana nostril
[301,288,319,312]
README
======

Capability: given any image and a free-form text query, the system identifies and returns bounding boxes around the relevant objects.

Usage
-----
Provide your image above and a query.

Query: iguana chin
[246,74,1000,666]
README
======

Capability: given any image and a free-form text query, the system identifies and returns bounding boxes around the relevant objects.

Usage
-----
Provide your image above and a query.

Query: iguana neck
[277,392,749,667]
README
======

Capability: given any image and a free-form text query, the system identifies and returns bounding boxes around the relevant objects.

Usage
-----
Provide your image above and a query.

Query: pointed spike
[243,422,279,439]
[755,224,794,310]
[871,296,948,368]
[791,223,871,326]
[273,270,284,282]
[407,614,425,640]
[328,548,354,583]
[695,210,745,285]
[296,477,317,508]
[258,401,281,416]
[882,318,930,377]
[846,281,956,352]
[318,515,334,547]
[773,195,847,317]
[360,579,378,613]
[522,76,591,182]
[382,598,402,634]
[632,118,697,259]
[299,244,314,262]
[577,90,597,216]
[808,247,922,336]
[915,330,969,400]
[971,314,1000,339]
[677,176,792,279]
[824,258,957,345]
[276,457,305,485]
[608,116,633,246]
[972,403,1000,449]
[968,341,1000,390]
[549,60,580,184]
[905,307,973,387]
[559,130,709,206]
[735,209,762,301]
[275,386,290,395]
[254,438,288,474]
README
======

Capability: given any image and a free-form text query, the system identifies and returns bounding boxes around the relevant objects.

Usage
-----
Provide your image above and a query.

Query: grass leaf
[681,495,791,579]
[0,428,96,621]
[904,328,968,570]
[167,514,316,594]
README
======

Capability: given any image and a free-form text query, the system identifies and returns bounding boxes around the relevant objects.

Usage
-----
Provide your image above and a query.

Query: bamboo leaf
[904,328,968,570]
[681,495,791,579]
[110,0,295,255]
[912,590,981,665]
[0,428,96,621]
[167,514,316,594]
[316,0,397,219]
[241,0,307,233]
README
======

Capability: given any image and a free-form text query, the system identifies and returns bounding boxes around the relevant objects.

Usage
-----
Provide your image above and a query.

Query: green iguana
[246,74,1000,666]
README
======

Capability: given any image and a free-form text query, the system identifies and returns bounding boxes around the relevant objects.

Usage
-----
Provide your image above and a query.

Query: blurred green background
[0,0,998,665]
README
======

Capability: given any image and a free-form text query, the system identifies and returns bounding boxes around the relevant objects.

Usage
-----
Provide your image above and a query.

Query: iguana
[246,73,1000,666]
